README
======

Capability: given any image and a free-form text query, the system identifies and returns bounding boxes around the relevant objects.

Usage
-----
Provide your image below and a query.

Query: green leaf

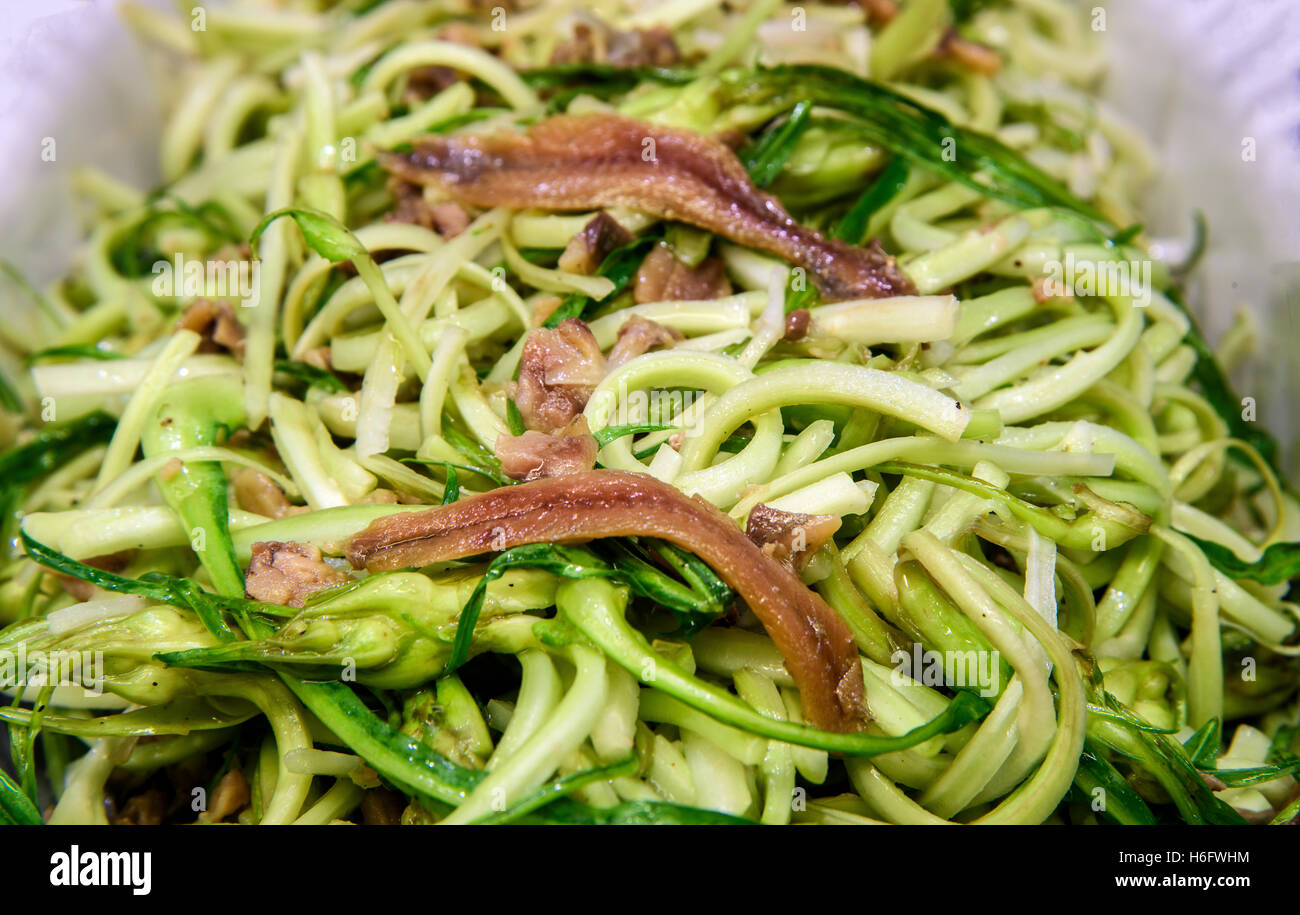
[475,756,639,824]
[439,422,512,485]
[150,646,271,673]
[718,432,753,453]
[0,379,19,418]
[0,411,117,548]
[542,233,661,329]
[422,108,509,135]
[1190,535,1300,586]
[743,99,813,188]
[0,411,116,488]
[0,768,42,825]
[273,359,348,393]
[524,798,754,825]
[719,64,1106,222]
[834,156,910,245]
[520,63,698,92]
[26,344,125,364]
[1209,759,1300,788]
[7,694,32,802]
[948,0,1002,24]
[0,369,21,415]
[505,397,526,436]
[540,297,586,328]
[1270,724,1299,761]
[1271,793,1300,825]
[631,431,752,461]
[877,460,1149,551]
[593,423,676,449]
[446,544,620,674]
[603,539,732,636]
[1109,223,1144,246]
[250,206,367,263]
[1072,741,1158,825]
[19,530,281,642]
[284,678,478,808]
[9,680,53,806]
[1001,98,1088,152]
[110,198,243,278]
[1087,691,1247,825]
[154,194,243,244]
[1182,717,1222,768]
[403,457,504,489]
[441,464,461,505]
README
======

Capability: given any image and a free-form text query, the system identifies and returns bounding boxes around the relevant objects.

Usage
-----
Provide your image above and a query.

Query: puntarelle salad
[0,0,1298,827]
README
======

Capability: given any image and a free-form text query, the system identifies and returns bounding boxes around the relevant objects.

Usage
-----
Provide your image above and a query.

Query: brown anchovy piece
[557,211,633,275]
[632,243,733,303]
[494,416,599,482]
[380,114,916,301]
[511,317,606,434]
[745,503,841,573]
[347,469,867,732]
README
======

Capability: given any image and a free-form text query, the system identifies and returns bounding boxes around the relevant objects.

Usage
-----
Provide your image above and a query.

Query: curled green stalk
[876,460,1151,551]
[250,206,431,377]
[279,674,748,824]
[158,569,552,687]
[445,542,733,677]
[557,577,989,757]
[139,375,248,631]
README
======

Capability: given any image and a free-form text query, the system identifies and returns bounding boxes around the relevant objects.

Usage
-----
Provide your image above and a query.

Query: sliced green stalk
[558,577,988,756]
[139,375,248,608]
